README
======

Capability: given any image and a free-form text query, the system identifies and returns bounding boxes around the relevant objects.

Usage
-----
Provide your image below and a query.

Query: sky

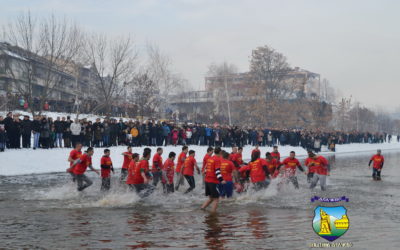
[0,0,399,110]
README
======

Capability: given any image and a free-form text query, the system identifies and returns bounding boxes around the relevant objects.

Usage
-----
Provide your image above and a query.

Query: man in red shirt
[309,153,330,191]
[218,151,237,198]
[130,148,154,197]
[67,142,82,182]
[182,150,200,194]
[262,152,280,179]
[126,153,140,186]
[100,149,114,191]
[69,147,100,191]
[271,146,280,161]
[202,147,214,187]
[152,147,163,186]
[175,146,188,190]
[201,147,226,213]
[121,146,133,181]
[279,151,305,189]
[230,147,244,169]
[305,151,316,183]
[162,152,176,194]
[239,151,270,191]
[369,149,385,181]
[251,145,261,159]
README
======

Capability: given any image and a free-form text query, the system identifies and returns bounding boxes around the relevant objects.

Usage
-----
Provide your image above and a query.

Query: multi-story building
[168,67,331,127]
[0,42,97,108]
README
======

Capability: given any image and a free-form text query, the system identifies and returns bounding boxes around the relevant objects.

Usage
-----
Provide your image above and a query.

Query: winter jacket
[0,129,6,143]
[21,120,32,135]
[40,121,50,138]
[54,121,64,133]
[70,123,81,136]
[162,125,170,137]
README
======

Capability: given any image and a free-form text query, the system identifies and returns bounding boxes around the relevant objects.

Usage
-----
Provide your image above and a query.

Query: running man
[100,149,114,191]
[69,147,100,191]
[175,146,188,190]
[182,150,201,194]
[201,147,226,213]
[239,151,270,191]
[121,146,133,181]
[130,148,154,197]
[162,152,176,194]
[126,153,140,187]
[251,145,261,159]
[202,147,214,187]
[305,151,316,183]
[271,146,281,161]
[279,151,305,189]
[261,152,280,179]
[218,151,237,198]
[67,142,83,182]
[152,147,163,186]
[230,147,244,169]
[369,149,385,181]
[309,153,330,191]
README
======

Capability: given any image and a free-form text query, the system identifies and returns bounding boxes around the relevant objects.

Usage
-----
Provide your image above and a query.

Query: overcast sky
[1,0,399,110]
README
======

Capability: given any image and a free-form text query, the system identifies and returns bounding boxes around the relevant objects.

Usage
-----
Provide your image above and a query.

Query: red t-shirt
[251,149,260,157]
[305,157,317,173]
[73,154,92,175]
[220,159,234,182]
[176,152,187,173]
[100,155,113,178]
[122,152,133,169]
[281,157,301,176]
[205,155,222,184]
[183,156,197,176]
[260,158,279,177]
[271,152,281,160]
[370,154,384,169]
[229,153,243,168]
[68,149,82,172]
[239,159,266,183]
[202,153,212,173]
[162,158,175,184]
[126,161,136,184]
[314,156,329,175]
[131,159,149,185]
[152,153,163,172]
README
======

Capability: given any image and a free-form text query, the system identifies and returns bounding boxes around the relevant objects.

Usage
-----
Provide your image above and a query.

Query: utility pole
[223,63,232,125]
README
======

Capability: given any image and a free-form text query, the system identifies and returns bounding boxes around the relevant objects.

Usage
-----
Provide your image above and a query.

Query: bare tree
[334,97,352,131]
[129,70,160,118]
[205,62,238,124]
[248,45,294,125]
[2,12,84,116]
[85,33,137,116]
[320,78,337,104]
[146,43,186,106]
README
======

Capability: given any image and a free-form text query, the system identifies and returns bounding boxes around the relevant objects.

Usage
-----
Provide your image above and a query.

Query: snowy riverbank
[1,142,400,176]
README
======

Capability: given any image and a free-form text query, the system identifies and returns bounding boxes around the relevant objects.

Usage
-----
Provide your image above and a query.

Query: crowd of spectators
[0,111,396,153]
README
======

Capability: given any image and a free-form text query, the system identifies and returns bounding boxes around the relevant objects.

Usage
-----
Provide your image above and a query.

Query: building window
[0,79,6,90]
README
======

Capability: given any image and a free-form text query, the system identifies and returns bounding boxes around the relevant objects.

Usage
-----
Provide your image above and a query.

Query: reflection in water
[68,210,92,237]
[247,210,271,240]
[204,213,225,250]
[126,211,154,249]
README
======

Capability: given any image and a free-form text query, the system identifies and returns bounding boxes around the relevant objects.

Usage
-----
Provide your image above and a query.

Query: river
[1,150,399,249]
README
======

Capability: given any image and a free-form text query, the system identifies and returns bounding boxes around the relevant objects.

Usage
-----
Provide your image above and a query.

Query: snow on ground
[1,142,400,176]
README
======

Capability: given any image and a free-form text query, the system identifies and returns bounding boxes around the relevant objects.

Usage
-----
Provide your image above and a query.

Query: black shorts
[205,182,219,198]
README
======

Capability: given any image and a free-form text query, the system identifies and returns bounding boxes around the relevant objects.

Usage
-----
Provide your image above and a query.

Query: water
[1,151,400,249]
